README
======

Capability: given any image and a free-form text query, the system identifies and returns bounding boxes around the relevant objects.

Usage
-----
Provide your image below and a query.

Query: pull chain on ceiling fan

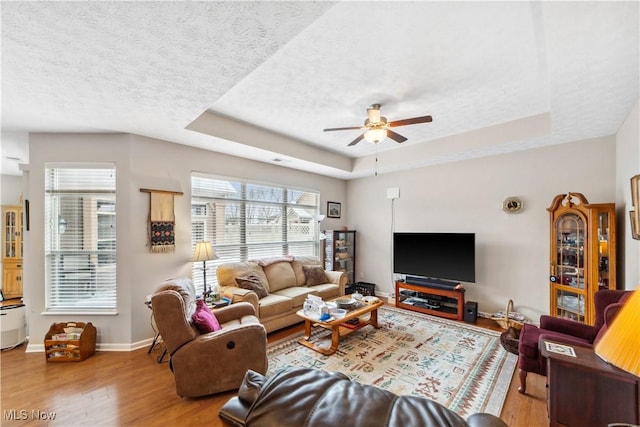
[323,104,433,146]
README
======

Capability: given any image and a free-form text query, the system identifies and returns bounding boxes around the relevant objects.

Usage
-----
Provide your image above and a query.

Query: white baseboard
[26,337,155,353]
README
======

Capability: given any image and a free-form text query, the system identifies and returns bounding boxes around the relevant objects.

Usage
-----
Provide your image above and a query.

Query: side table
[541,339,640,427]
[145,300,167,363]
[208,299,230,309]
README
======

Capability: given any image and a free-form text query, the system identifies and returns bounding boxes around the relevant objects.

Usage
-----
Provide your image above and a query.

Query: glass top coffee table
[296,297,384,355]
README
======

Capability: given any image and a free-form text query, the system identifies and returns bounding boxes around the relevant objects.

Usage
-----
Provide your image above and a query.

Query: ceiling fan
[323,104,432,146]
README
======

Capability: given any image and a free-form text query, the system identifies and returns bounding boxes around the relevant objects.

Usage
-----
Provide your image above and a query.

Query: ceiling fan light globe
[364,128,387,143]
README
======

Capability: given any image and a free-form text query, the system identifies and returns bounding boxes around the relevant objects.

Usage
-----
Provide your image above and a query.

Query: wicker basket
[491,299,524,330]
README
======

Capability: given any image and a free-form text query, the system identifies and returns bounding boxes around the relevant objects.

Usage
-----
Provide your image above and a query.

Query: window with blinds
[44,164,117,312]
[191,173,320,295]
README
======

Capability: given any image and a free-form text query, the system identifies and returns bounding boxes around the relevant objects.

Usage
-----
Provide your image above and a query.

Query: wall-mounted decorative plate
[503,197,523,213]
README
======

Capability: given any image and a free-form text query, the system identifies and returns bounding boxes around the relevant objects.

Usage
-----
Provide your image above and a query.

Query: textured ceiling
[1,1,638,178]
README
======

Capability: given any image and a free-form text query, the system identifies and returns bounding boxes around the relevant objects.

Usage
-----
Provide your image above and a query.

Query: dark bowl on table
[335,298,357,310]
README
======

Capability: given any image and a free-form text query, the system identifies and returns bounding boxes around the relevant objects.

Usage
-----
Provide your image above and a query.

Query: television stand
[395,281,465,321]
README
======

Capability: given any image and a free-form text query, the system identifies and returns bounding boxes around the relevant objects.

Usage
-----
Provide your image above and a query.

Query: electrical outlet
[387,187,400,199]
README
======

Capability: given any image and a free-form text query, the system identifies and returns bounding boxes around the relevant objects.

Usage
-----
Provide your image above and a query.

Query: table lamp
[595,289,640,377]
[191,241,218,299]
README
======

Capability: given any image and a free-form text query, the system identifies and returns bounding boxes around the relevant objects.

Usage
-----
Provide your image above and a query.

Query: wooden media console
[395,281,465,321]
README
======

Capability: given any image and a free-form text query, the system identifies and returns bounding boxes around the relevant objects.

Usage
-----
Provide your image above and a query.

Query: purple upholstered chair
[517,289,632,394]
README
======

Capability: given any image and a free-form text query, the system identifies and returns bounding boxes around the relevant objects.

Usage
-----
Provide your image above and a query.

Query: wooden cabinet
[395,281,465,321]
[324,230,356,285]
[547,193,615,325]
[542,340,640,427]
[2,205,24,299]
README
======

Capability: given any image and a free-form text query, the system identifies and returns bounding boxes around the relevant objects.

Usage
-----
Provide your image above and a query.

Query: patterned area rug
[267,305,517,417]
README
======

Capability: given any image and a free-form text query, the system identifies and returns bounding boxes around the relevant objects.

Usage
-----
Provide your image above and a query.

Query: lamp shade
[595,289,640,377]
[191,241,218,262]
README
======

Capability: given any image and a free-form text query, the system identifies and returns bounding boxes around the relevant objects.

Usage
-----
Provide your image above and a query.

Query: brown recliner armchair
[517,289,631,394]
[152,280,268,397]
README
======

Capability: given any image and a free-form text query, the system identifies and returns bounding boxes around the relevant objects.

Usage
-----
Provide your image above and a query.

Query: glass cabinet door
[334,231,355,284]
[555,213,585,290]
[4,210,17,258]
[596,211,611,291]
[554,288,585,322]
[324,230,356,285]
[553,212,586,320]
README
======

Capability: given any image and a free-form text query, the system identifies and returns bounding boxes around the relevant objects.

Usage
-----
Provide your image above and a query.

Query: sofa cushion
[251,256,295,267]
[263,261,297,292]
[272,287,317,308]
[236,273,269,299]
[302,265,328,286]
[309,283,341,300]
[258,294,293,319]
[217,261,270,292]
[291,256,322,285]
[191,299,221,333]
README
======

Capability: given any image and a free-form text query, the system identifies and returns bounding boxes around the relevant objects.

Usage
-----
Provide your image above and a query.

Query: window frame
[44,163,117,314]
[191,173,321,295]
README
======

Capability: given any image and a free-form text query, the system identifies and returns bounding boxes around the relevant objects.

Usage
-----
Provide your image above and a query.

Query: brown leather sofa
[152,279,268,397]
[219,368,509,427]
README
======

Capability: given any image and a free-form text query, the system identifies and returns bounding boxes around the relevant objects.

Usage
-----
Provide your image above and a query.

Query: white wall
[347,136,616,321]
[20,117,637,348]
[616,99,640,290]
[25,133,346,350]
[1,174,23,204]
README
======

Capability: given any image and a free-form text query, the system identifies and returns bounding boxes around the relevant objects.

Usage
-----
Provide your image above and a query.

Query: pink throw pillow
[192,299,221,333]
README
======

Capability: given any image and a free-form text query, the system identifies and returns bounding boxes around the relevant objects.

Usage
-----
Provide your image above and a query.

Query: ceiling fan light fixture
[323,104,431,146]
[364,128,387,143]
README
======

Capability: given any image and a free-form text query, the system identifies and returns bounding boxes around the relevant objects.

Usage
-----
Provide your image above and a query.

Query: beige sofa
[216,256,346,333]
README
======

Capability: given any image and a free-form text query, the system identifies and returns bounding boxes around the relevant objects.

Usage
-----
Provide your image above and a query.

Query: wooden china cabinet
[547,193,615,325]
[2,204,24,299]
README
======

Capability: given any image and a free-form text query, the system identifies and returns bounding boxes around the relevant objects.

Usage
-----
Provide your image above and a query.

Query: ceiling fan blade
[388,115,433,127]
[323,126,362,132]
[387,130,408,143]
[348,133,365,146]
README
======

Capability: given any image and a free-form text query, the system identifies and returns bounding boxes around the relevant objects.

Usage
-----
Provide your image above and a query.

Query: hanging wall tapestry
[140,188,183,253]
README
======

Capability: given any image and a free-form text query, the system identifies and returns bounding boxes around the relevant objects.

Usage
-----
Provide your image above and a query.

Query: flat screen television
[393,232,476,283]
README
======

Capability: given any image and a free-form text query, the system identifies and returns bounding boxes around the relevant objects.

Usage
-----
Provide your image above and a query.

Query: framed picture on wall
[327,201,341,218]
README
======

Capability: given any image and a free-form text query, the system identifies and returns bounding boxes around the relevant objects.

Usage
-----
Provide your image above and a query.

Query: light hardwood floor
[0,316,548,427]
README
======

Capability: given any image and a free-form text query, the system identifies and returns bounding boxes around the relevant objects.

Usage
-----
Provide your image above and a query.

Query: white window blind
[44,165,117,312]
[191,174,320,295]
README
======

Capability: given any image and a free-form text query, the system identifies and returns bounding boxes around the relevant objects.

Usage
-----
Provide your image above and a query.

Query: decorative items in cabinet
[2,204,24,299]
[547,193,615,325]
[324,230,356,285]
[44,321,97,362]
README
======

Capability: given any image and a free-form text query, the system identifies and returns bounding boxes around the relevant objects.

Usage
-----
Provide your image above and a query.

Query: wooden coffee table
[296,298,384,355]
